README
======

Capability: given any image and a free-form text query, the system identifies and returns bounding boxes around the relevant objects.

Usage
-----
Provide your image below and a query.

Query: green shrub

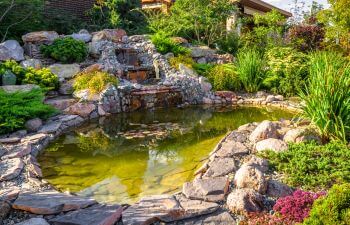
[73,71,119,94]
[236,49,266,92]
[151,32,190,56]
[0,88,56,134]
[259,141,350,190]
[169,55,195,70]
[263,47,308,96]
[303,183,350,225]
[217,32,240,55]
[204,64,241,91]
[41,37,88,64]
[300,51,350,142]
[0,60,59,90]
[193,63,214,75]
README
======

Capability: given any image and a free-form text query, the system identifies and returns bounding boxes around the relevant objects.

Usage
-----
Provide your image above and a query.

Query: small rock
[38,121,62,134]
[275,95,284,101]
[92,29,127,43]
[0,137,20,144]
[20,59,42,69]
[69,32,92,43]
[58,80,74,95]
[255,138,288,152]
[64,102,96,118]
[0,187,20,201]
[190,46,216,58]
[0,158,24,181]
[226,189,264,215]
[265,95,275,103]
[0,201,11,221]
[0,40,25,61]
[179,64,198,77]
[45,97,77,111]
[15,218,50,225]
[249,120,279,143]
[25,118,43,132]
[242,156,269,173]
[49,64,80,81]
[266,180,294,198]
[216,141,249,158]
[234,165,267,194]
[2,70,17,85]
[203,158,238,177]
[22,31,59,43]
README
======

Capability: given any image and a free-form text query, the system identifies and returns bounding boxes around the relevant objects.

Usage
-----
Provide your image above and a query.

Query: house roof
[240,0,292,17]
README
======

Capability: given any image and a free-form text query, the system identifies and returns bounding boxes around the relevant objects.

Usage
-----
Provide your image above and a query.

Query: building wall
[45,0,96,19]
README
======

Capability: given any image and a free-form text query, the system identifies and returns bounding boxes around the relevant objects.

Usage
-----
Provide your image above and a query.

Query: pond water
[38,106,294,204]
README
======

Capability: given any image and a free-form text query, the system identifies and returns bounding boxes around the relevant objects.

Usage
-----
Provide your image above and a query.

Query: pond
[38,106,294,204]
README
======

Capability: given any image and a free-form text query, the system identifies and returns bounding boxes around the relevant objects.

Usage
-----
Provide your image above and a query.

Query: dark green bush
[41,37,88,64]
[204,64,241,91]
[300,51,350,142]
[151,32,190,56]
[259,141,350,190]
[0,60,58,90]
[303,183,350,225]
[217,32,240,55]
[193,63,214,75]
[0,88,57,134]
[263,47,308,96]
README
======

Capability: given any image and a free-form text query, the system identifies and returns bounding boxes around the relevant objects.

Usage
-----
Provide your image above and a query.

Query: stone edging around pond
[0,95,309,225]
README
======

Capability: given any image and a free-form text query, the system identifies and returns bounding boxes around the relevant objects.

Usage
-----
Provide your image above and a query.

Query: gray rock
[0,187,21,201]
[45,97,77,111]
[0,40,24,61]
[203,158,238,177]
[275,95,284,101]
[0,201,11,222]
[265,95,276,103]
[22,31,59,44]
[183,177,229,202]
[166,209,235,225]
[20,59,42,69]
[58,80,74,95]
[255,138,288,152]
[64,102,96,118]
[0,137,20,144]
[216,140,249,158]
[249,121,279,143]
[234,165,267,194]
[2,144,31,159]
[2,70,17,85]
[50,204,122,225]
[266,180,294,198]
[178,64,198,77]
[38,121,62,134]
[15,218,50,225]
[0,84,39,93]
[226,189,264,215]
[243,156,269,173]
[12,190,97,215]
[0,158,24,181]
[69,32,92,43]
[49,64,80,81]
[190,46,216,58]
[25,118,43,132]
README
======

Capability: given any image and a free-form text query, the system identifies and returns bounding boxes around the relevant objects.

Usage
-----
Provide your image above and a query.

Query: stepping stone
[12,190,97,215]
[216,141,249,158]
[183,177,229,202]
[166,209,235,225]
[203,158,238,177]
[50,204,122,225]
[0,158,24,181]
[15,218,50,225]
[122,195,181,225]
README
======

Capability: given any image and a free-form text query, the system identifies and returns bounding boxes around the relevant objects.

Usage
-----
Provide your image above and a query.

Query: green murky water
[38,106,294,204]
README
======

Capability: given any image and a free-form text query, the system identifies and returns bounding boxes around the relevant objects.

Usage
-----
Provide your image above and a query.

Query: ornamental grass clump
[73,71,119,94]
[204,64,241,91]
[236,49,266,92]
[300,51,350,142]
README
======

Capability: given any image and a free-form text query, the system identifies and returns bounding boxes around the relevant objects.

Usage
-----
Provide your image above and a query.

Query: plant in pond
[236,49,266,92]
[0,88,57,134]
[73,71,119,94]
[303,183,350,225]
[204,64,241,91]
[299,51,350,142]
[259,141,350,190]
[263,47,308,96]
[169,54,195,70]
[41,37,88,64]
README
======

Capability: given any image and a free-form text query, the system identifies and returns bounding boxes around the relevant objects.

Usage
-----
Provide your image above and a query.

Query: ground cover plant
[299,51,350,142]
[73,71,119,94]
[169,55,195,70]
[41,37,88,64]
[0,88,56,134]
[203,64,241,91]
[260,141,350,190]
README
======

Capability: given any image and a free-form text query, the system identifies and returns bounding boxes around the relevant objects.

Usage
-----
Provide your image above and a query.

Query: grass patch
[73,71,119,94]
[259,141,350,190]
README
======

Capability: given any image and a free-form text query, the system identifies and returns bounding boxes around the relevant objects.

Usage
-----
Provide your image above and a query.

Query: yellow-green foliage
[169,54,195,70]
[205,64,241,91]
[73,71,119,94]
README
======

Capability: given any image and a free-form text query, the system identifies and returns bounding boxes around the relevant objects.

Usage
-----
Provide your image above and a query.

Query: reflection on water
[38,106,294,204]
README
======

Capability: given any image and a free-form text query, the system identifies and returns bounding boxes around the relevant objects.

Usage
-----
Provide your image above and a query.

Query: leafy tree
[146,0,236,46]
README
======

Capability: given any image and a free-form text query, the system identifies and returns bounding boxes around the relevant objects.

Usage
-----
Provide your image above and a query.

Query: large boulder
[49,64,80,81]
[190,46,216,58]
[0,40,24,61]
[255,138,288,152]
[64,102,96,118]
[234,165,267,194]
[22,31,59,44]
[226,189,264,215]
[92,29,127,43]
[249,120,279,143]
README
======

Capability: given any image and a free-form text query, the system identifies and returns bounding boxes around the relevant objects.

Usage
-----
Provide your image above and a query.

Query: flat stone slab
[216,141,249,158]
[38,121,62,134]
[122,195,181,225]
[50,204,122,225]
[167,209,235,225]
[0,137,20,144]
[12,190,97,215]
[1,144,31,159]
[0,187,20,201]
[15,218,50,225]
[0,158,24,181]
[203,157,238,177]
[183,177,229,202]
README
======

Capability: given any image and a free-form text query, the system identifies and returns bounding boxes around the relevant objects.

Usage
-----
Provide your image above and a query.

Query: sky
[264,0,330,13]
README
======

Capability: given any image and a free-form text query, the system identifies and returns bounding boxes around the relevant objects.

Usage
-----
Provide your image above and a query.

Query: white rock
[0,40,24,61]
[234,165,267,194]
[249,120,279,143]
[255,138,288,152]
